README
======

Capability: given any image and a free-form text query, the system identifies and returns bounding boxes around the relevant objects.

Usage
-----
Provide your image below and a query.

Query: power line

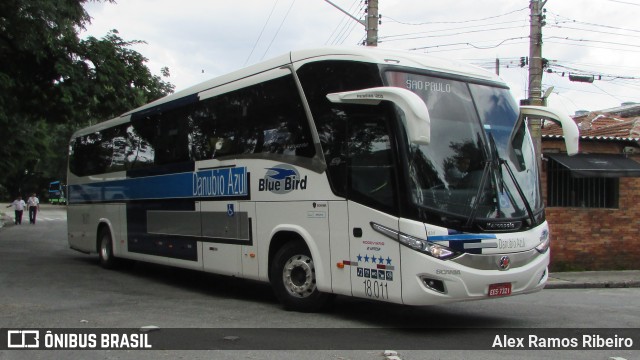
[244,0,280,66]
[261,0,297,61]
[325,0,361,45]
[380,23,528,43]
[606,0,640,6]
[556,60,640,72]
[547,24,640,39]
[592,82,625,102]
[547,11,640,34]
[408,36,529,51]
[335,5,366,45]
[550,64,640,81]
[544,39,640,54]
[327,1,366,45]
[548,36,640,49]
[384,6,528,25]
[381,25,528,43]
[379,20,527,40]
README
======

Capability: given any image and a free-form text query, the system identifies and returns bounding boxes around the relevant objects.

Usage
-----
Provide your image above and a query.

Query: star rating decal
[357,254,392,266]
[353,254,394,281]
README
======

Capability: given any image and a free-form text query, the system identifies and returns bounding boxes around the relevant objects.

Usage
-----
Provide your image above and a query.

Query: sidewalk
[546,270,640,289]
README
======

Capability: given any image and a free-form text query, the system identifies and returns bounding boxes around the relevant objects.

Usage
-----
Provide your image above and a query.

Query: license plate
[488,283,512,297]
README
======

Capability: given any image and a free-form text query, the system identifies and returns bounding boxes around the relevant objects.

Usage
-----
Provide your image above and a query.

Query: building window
[547,158,619,208]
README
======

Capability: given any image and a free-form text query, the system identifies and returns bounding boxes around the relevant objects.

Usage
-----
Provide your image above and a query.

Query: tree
[0,0,174,198]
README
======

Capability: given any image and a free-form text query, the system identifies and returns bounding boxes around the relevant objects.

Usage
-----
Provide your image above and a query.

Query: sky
[80,0,640,116]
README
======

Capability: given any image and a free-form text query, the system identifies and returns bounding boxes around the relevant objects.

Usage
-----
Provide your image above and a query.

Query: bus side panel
[67,204,94,253]
[348,202,403,304]
[201,201,242,277]
[240,202,259,281]
[328,200,352,296]
[67,204,123,254]
[111,203,127,258]
[256,201,331,292]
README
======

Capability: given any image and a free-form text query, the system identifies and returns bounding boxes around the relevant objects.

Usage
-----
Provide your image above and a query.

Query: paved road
[0,205,638,359]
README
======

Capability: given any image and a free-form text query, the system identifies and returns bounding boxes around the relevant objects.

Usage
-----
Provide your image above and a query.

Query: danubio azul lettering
[69,167,248,203]
[192,167,247,197]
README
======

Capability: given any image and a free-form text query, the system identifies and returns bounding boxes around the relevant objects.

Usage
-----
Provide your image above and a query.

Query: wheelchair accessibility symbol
[227,204,235,217]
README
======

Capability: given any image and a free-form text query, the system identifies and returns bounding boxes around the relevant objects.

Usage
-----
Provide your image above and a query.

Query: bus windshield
[386,71,540,227]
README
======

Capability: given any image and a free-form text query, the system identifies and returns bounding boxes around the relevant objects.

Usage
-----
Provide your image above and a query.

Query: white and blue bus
[67,47,578,311]
[48,180,67,205]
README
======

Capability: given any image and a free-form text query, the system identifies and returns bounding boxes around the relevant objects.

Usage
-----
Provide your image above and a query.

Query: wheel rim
[282,254,316,298]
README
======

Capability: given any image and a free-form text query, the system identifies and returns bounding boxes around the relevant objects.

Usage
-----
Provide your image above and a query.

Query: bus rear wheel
[270,242,330,312]
[98,227,117,269]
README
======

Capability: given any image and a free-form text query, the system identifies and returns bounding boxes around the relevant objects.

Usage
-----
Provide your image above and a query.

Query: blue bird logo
[265,167,297,180]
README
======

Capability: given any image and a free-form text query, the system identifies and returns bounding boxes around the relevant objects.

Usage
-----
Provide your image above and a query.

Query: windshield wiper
[465,130,500,229]
[465,132,535,229]
[464,159,492,229]
[498,158,536,226]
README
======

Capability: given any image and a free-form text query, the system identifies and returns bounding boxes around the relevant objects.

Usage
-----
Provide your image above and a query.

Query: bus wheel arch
[268,232,331,312]
[97,223,117,269]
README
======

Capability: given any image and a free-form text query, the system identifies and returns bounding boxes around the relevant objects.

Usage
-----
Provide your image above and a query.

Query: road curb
[545,280,640,289]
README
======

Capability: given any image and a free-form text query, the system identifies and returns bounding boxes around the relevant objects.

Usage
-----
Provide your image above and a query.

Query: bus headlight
[371,222,458,260]
[535,229,550,253]
[398,233,457,259]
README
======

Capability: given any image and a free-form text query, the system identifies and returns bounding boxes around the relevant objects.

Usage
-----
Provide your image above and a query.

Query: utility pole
[527,0,547,169]
[324,0,379,46]
[528,0,546,107]
[365,0,379,46]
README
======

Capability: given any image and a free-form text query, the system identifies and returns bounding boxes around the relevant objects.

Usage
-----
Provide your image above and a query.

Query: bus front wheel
[98,227,117,269]
[270,242,330,312]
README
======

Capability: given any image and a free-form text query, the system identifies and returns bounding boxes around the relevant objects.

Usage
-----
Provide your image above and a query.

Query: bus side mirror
[520,106,580,155]
[326,87,431,145]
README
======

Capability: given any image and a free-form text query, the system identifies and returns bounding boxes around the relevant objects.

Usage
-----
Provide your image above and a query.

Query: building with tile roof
[540,104,640,271]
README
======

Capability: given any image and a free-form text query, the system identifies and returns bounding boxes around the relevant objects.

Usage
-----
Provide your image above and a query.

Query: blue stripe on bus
[69,167,248,203]
[428,234,497,242]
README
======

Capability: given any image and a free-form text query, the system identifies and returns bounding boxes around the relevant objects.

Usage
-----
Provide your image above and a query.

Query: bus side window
[296,60,384,198]
[193,74,314,160]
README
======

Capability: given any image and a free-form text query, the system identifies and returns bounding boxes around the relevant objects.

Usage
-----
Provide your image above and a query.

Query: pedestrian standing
[27,193,40,224]
[6,196,26,225]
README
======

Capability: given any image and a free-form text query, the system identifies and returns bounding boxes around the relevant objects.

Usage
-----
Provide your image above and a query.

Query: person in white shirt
[7,196,26,225]
[27,193,40,224]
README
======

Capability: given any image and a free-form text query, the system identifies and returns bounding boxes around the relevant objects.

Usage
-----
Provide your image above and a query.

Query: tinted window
[297,60,397,212]
[297,60,384,198]
[69,124,137,176]
[189,75,314,160]
[69,73,314,177]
